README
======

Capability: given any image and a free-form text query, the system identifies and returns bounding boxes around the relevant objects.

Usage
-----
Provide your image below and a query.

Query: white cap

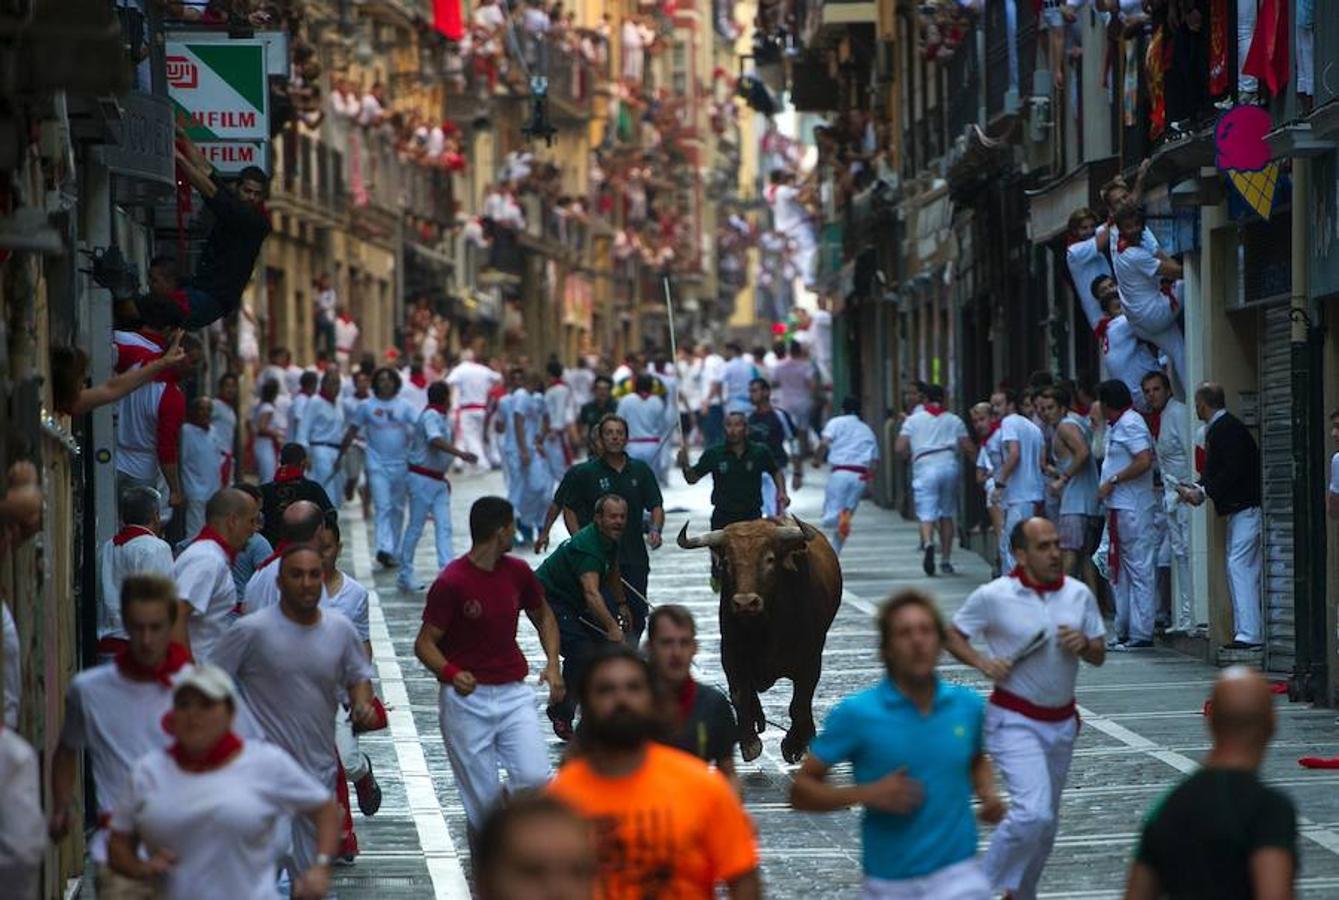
[173,665,238,704]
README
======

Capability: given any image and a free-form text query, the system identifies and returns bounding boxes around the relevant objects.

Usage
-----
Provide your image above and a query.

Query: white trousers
[861,857,991,900]
[983,705,1078,900]
[1111,505,1157,643]
[544,434,568,483]
[1128,318,1186,397]
[626,438,661,469]
[183,499,207,541]
[1226,506,1263,644]
[401,471,453,582]
[999,501,1037,573]
[455,409,489,474]
[762,475,780,518]
[309,445,342,507]
[1164,499,1193,630]
[1238,0,1258,92]
[912,460,959,523]
[822,469,867,552]
[368,464,408,556]
[438,681,550,831]
[254,439,277,483]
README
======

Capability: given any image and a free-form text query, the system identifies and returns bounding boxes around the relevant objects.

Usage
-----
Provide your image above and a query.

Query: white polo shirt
[446,360,500,409]
[408,406,455,474]
[953,574,1106,708]
[1101,408,1155,511]
[295,395,346,449]
[821,414,879,468]
[1000,413,1046,505]
[899,409,967,471]
[180,423,222,504]
[617,392,668,441]
[172,536,238,663]
[1113,243,1171,329]
[98,529,175,641]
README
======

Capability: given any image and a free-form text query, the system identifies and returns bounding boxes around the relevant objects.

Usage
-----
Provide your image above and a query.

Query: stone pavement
[332,465,1339,899]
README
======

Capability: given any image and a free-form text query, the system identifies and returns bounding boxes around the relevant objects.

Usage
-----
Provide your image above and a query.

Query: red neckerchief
[410,372,428,389]
[169,731,244,773]
[1106,405,1129,427]
[1094,316,1112,354]
[257,539,290,571]
[983,420,1001,440]
[1143,408,1163,439]
[274,465,304,483]
[923,404,945,416]
[115,642,191,686]
[1010,565,1065,594]
[1116,236,1132,253]
[113,525,157,546]
[338,313,355,324]
[676,677,698,721]
[194,525,238,564]
[1073,402,1091,417]
[550,378,567,387]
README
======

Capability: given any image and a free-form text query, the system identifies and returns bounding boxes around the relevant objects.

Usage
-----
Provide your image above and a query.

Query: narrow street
[334,468,1339,899]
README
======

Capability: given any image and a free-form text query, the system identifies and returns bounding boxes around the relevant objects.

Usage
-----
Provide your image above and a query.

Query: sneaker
[922,543,935,577]
[836,509,852,540]
[354,755,382,816]
[547,706,574,742]
[940,561,955,575]
[1105,637,1129,650]
[376,551,399,569]
[1110,639,1154,652]
[397,579,426,593]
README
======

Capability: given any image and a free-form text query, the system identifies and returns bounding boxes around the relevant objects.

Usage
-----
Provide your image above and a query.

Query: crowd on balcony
[447,0,613,99]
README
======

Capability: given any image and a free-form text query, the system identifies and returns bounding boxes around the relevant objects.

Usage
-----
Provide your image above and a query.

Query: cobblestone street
[332,467,1339,899]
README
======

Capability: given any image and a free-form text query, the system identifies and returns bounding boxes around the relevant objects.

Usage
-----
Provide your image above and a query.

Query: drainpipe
[1289,157,1325,702]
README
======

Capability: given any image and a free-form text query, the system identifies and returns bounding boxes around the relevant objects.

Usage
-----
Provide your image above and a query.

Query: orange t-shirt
[548,743,759,899]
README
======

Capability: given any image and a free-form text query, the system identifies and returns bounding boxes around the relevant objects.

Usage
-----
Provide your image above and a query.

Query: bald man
[171,488,258,661]
[1124,668,1296,900]
[243,500,331,614]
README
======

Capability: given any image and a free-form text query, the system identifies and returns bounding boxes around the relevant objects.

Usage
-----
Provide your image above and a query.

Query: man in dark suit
[1177,383,1262,649]
[259,443,334,546]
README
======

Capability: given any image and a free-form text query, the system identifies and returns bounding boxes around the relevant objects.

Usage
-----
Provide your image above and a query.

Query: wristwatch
[1108,474,1120,485]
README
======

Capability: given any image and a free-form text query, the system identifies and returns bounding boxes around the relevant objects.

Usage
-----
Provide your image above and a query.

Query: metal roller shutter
[1260,305,1295,672]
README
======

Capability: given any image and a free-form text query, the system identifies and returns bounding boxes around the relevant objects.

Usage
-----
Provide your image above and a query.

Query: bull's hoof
[780,734,810,764]
[741,736,763,762]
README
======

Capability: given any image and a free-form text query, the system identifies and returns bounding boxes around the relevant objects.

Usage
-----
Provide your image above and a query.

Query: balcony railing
[274,131,345,214]
[983,0,1036,123]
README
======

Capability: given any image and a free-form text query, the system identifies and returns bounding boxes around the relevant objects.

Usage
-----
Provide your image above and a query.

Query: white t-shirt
[295,395,346,448]
[768,183,808,235]
[109,742,330,900]
[1065,232,1112,331]
[349,396,417,466]
[899,409,967,470]
[953,574,1106,708]
[98,531,175,641]
[566,367,595,407]
[316,289,336,322]
[1153,397,1193,496]
[446,361,501,408]
[1113,244,1171,329]
[173,538,239,664]
[473,2,506,29]
[0,729,43,900]
[821,414,880,468]
[701,354,725,406]
[335,317,360,354]
[407,406,455,472]
[617,392,668,440]
[1101,408,1155,510]
[1100,315,1161,407]
[324,574,370,643]
[211,400,237,457]
[210,605,374,784]
[721,357,761,413]
[1000,413,1046,505]
[180,424,223,504]
[545,382,577,429]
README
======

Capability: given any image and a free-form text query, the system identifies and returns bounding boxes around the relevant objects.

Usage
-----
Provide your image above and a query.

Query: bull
[677,516,841,764]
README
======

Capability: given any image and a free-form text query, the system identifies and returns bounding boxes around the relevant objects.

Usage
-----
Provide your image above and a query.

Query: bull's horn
[677,521,725,549]
[797,519,820,541]
[773,525,805,543]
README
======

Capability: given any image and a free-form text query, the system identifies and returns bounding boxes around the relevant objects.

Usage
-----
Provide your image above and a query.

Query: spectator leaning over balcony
[173,129,271,330]
[1111,203,1186,394]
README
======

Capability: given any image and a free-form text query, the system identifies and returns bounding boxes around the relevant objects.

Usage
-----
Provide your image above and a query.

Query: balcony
[272,131,345,222]
[808,0,877,47]
[547,44,594,123]
[982,0,1036,127]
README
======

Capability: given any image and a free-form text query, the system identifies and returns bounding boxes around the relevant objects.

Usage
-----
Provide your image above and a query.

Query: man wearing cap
[171,488,258,663]
[814,397,879,555]
[945,517,1106,900]
[211,543,378,875]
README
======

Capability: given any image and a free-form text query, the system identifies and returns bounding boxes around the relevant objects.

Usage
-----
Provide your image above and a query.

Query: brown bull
[677,516,841,763]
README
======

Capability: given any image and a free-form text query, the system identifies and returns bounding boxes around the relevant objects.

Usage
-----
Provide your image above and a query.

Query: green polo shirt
[578,399,619,432]
[554,455,663,568]
[689,442,777,513]
[536,523,619,610]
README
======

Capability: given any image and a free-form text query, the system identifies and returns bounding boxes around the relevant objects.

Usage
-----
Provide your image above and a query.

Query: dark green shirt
[578,399,619,432]
[689,442,777,513]
[536,523,619,610]
[554,455,663,567]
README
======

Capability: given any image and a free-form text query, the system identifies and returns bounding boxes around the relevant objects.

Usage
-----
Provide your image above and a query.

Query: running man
[536,494,628,740]
[992,389,1047,573]
[171,488,257,662]
[576,375,618,453]
[946,517,1106,900]
[792,591,1004,899]
[646,604,738,781]
[678,411,788,530]
[342,367,417,569]
[813,396,879,554]
[295,370,347,505]
[413,496,562,838]
[747,378,802,517]
[446,350,502,473]
[617,373,670,473]
[895,383,975,576]
[399,382,478,592]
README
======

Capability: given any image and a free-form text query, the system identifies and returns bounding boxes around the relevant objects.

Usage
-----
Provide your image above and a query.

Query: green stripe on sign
[171,98,223,141]
[192,44,266,114]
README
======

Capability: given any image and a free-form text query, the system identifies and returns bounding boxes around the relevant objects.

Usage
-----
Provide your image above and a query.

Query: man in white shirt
[400,383,477,592]
[896,384,975,576]
[1085,275,1163,413]
[314,273,337,357]
[334,307,360,373]
[343,368,417,569]
[243,501,330,614]
[543,361,577,483]
[172,488,257,662]
[716,342,761,415]
[1096,378,1157,650]
[98,486,175,657]
[296,370,347,504]
[617,374,669,473]
[815,397,880,554]
[809,301,834,388]
[566,358,596,411]
[947,516,1106,900]
[992,392,1047,573]
[180,397,224,539]
[1142,371,1195,634]
[1112,205,1186,394]
[446,352,502,474]
[766,169,816,287]
[699,344,726,446]
[0,724,43,900]
[212,544,378,876]
[289,370,320,449]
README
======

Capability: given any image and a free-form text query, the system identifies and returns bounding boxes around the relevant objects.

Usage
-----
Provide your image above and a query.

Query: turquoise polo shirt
[808,677,984,881]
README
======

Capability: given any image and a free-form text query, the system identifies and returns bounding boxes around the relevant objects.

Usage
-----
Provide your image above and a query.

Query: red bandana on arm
[112,525,157,546]
[194,525,239,564]
[1010,565,1064,594]
[116,642,192,685]
[169,731,244,773]
[274,465,304,483]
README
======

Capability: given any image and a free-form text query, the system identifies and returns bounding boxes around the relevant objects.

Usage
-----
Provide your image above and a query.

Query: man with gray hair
[97,486,175,658]
[172,488,258,662]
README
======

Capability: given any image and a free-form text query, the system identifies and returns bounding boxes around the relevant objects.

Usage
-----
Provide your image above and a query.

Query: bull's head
[677,519,818,616]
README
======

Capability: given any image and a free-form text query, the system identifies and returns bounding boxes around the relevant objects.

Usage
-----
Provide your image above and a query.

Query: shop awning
[1024,156,1120,244]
